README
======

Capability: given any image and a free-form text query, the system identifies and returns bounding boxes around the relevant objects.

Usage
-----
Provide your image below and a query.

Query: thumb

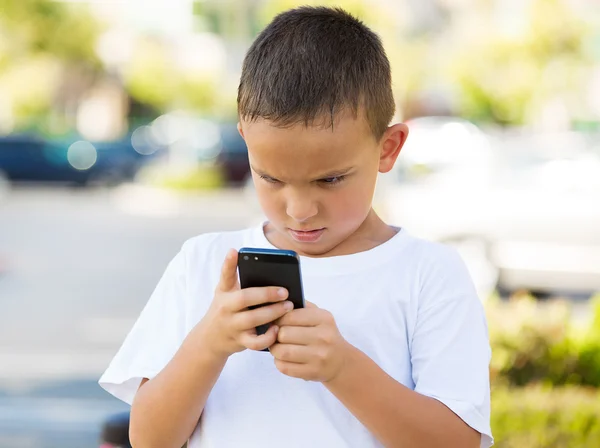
[305,300,318,309]
[218,248,240,292]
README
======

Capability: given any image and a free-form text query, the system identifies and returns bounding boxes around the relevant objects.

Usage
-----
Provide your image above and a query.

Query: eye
[319,175,346,186]
[259,174,280,184]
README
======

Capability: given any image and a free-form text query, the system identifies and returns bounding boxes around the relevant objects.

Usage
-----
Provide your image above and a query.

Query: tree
[443,0,593,126]
[0,0,102,132]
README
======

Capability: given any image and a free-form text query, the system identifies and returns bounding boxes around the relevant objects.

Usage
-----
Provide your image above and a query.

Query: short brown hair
[237,6,395,140]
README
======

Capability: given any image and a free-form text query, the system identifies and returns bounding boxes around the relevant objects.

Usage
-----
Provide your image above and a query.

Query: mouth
[288,228,325,243]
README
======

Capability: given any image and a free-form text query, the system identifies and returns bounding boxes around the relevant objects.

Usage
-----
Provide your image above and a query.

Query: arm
[323,342,480,448]
[271,298,487,448]
[129,323,227,448]
[129,249,294,448]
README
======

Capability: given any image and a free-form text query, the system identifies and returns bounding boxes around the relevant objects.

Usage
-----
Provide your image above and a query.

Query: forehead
[240,112,376,179]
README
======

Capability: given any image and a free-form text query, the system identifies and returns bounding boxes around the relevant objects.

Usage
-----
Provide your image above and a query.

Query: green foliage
[0,0,100,63]
[0,0,102,131]
[253,0,595,126]
[489,295,600,446]
[123,36,221,116]
[256,0,377,29]
[137,163,224,191]
[491,385,600,447]
[2,0,598,130]
[123,40,179,112]
[445,0,592,125]
[0,56,62,128]
[159,165,224,191]
[488,295,600,388]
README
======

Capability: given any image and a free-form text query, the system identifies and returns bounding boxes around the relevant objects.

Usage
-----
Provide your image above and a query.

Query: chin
[289,236,342,257]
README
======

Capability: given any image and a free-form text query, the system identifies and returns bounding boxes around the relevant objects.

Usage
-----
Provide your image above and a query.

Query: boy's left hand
[270,301,350,383]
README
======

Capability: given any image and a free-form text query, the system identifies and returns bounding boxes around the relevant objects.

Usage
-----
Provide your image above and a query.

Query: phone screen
[238,248,305,339]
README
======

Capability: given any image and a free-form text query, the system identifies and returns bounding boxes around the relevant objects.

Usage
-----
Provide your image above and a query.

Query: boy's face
[238,112,407,257]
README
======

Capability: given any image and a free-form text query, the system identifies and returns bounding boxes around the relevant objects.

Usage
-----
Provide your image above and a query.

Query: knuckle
[275,303,289,317]
[251,308,266,325]
[323,311,335,324]
[219,266,232,282]
[265,304,281,320]
[269,343,280,357]
[220,262,229,275]
[277,327,286,342]
[281,346,293,360]
[229,313,245,330]
[316,347,329,362]
[275,359,288,375]
[318,331,333,345]
[231,290,247,309]
[212,299,228,317]
[267,288,280,303]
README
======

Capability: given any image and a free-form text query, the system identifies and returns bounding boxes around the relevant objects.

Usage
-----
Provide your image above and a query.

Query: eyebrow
[315,167,354,178]
[251,165,355,181]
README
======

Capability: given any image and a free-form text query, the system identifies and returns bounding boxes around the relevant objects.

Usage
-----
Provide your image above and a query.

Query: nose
[285,191,318,223]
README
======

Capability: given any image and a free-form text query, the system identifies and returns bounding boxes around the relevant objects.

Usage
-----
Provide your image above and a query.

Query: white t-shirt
[99,224,493,447]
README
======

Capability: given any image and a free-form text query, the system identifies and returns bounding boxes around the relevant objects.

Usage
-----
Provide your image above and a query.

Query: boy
[100,6,493,448]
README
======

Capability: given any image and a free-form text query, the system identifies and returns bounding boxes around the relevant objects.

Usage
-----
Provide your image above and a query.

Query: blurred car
[215,122,250,185]
[99,411,131,448]
[375,118,600,298]
[0,133,160,187]
[140,113,250,186]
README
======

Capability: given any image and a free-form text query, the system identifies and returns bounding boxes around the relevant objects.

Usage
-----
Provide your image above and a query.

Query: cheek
[254,184,283,216]
[327,183,374,220]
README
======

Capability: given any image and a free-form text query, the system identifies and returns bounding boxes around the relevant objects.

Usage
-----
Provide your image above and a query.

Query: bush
[158,166,224,191]
[487,294,600,387]
[137,163,225,191]
[492,385,600,447]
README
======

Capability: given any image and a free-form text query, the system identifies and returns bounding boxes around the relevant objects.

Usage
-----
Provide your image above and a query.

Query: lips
[288,228,325,243]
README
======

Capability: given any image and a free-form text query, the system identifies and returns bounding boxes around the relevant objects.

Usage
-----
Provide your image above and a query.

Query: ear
[378,123,409,174]
[237,122,245,140]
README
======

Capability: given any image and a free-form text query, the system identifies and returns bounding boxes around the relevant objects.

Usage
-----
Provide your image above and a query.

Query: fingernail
[278,288,287,298]
[272,325,279,333]
[284,301,294,311]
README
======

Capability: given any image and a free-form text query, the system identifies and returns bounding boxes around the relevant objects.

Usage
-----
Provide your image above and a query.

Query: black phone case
[237,248,305,351]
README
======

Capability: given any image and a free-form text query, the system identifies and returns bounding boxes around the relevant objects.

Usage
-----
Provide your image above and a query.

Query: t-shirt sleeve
[410,245,493,447]
[98,245,189,405]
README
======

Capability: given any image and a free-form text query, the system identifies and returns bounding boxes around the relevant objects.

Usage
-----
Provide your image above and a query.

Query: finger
[233,300,294,330]
[276,325,314,345]
[217,249,239,292]
[231,286,288,310]
[269,343,312,363]
[274,359,311,380]
[305,301,318,308]
[240,325,279,351]
[275,308,323,327]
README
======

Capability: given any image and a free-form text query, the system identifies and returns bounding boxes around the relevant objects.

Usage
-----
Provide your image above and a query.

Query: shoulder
[400,232,465,274]
[398,232,476,302]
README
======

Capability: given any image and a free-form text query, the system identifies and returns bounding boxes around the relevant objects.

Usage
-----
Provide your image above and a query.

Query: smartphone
[237,247,305,342]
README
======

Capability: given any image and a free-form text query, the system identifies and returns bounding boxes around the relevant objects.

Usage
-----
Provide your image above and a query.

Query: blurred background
[0,0,599,446]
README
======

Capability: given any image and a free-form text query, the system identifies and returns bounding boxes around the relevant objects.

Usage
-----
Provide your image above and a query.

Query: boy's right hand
[197,249,293,358]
